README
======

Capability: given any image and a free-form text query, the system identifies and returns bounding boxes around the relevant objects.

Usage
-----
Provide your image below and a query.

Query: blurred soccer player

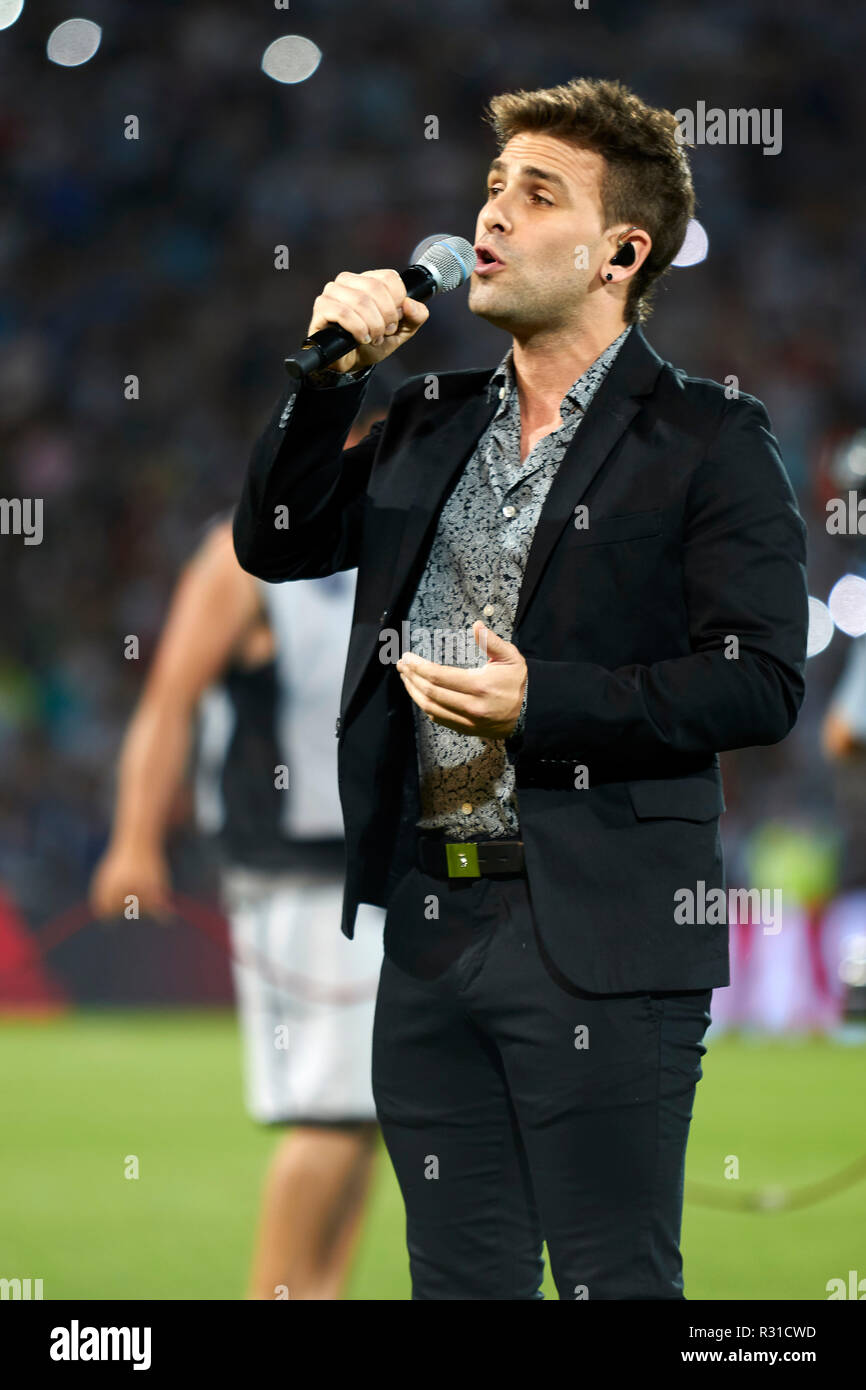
[89,410,385,1300]
[820,632,866,1033]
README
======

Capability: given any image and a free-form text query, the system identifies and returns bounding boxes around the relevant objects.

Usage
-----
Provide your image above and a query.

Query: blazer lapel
[341,375,497,721]
[513,324,665,632]
[387,383,499,618]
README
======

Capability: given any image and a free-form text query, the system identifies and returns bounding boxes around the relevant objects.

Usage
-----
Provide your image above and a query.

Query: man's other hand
[397,621,527,739]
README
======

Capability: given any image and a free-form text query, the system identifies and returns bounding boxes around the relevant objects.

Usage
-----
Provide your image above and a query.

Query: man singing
[233,77,809,1299]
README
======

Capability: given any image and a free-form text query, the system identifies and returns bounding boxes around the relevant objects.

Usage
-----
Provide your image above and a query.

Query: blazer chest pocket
[571,508,662,546]
[627,775,726,822]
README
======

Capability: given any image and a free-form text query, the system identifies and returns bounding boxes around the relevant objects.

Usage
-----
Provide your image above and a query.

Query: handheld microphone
[283,235,475,381]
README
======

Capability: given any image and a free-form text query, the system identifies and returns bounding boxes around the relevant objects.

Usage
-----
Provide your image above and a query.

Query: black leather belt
[417,836,526,879]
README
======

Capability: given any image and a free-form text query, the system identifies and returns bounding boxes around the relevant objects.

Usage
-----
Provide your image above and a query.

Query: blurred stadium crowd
[1,0,864,1017]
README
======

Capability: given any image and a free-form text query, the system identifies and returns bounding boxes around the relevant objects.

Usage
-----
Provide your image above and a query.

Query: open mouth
[474,247,506,275]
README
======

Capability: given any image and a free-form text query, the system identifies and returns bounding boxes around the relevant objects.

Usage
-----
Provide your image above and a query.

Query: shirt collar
[486,324,632,414]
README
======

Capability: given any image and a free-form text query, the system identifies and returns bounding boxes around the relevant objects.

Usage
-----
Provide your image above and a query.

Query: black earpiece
[609,241,636,268]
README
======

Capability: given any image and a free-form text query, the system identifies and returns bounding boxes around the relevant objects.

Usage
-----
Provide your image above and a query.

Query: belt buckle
[445,841,480,878]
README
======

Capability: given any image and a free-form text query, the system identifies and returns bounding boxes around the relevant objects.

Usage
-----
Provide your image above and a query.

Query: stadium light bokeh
[828,574,866,638]
[671,218,709,268]
[807,596,834,657]
[261,35,322,85]
[0,0,24,33]
[46,18,101,67]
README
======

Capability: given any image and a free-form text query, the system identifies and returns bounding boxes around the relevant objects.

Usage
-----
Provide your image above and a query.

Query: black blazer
[233,323,809,992]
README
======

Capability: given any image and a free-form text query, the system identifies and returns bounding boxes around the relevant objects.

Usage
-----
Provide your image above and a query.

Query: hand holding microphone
[304,268,429,375]
[284,235,475,380]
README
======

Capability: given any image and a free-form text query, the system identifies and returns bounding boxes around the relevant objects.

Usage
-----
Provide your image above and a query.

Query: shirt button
[498,386,506,400]
[502,504,516,518]
[461,802,473,814]
[483,603,495,617]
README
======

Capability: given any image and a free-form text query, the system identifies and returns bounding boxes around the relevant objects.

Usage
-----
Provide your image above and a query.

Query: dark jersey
[193,560,356,875]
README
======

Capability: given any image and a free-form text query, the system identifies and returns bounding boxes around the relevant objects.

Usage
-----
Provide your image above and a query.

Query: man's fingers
[335,270,406,332]
[321,281,389,340]
[312,293,377,345]
[399,667,482,719]
[397,653,487,695]
[365,267,409,307]
[399,672,477,731]
[399,297,430,327]
[363,271,431,334]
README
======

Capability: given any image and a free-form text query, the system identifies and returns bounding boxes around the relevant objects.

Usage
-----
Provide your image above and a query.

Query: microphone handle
[283,264,436,381]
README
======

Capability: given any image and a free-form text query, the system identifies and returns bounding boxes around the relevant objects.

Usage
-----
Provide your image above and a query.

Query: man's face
[468,131,610,335]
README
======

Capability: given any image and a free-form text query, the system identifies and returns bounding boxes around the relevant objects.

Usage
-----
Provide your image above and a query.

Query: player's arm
[89,521,263,918]
[821,634,866,760]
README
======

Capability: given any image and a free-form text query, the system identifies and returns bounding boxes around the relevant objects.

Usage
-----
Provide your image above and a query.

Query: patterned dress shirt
[282,326,632,838]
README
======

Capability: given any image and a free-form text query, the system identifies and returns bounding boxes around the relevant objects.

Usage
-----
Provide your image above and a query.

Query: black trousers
[371,865,712,1300]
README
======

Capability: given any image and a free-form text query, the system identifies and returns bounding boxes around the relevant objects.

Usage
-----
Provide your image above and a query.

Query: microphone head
[414,235,476,293]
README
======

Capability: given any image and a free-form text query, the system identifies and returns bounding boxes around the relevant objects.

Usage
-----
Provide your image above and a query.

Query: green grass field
[2,1010,863,1300]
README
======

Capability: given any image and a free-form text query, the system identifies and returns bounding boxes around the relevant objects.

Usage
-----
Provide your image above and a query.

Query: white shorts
[219,865,385,1126]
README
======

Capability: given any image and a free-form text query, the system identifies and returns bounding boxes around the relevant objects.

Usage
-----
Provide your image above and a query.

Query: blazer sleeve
[515,395,809,764]
[233,369,384,582]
